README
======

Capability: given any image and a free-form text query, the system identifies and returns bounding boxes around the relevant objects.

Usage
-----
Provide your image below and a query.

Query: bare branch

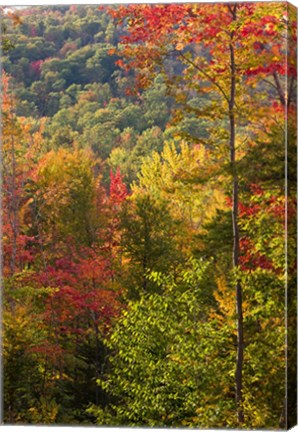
[272,71,286,106]
[179,52,230,105]
[287,75,296,107]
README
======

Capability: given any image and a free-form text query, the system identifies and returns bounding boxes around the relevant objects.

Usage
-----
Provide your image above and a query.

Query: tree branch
[287,75,295,107]
[179,52,230,105]
[262,77,279,91]
[272,71,286,106]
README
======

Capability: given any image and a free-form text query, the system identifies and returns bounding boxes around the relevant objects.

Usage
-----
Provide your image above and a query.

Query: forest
[1,3,297,428]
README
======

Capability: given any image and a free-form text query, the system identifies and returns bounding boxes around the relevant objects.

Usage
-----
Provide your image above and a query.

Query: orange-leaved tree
[106,2,293,424]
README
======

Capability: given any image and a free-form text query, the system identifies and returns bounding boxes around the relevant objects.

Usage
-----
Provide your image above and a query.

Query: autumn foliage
[2,3,296,428]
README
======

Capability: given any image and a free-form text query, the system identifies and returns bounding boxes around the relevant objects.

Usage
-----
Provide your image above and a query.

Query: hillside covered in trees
[2,3,297,428]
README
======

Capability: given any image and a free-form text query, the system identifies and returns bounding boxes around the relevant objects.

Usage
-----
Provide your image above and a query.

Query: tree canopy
[2,3,296,428]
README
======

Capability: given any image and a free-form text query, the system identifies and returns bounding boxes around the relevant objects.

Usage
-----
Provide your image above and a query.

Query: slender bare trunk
[228,5,244,424]
[9,135,18,275]
[94,315,100,406]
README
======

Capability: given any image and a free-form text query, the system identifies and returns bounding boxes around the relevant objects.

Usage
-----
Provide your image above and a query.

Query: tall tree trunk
[9,134,18,275]
[228,4,244,424]
[94,317,100,406]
